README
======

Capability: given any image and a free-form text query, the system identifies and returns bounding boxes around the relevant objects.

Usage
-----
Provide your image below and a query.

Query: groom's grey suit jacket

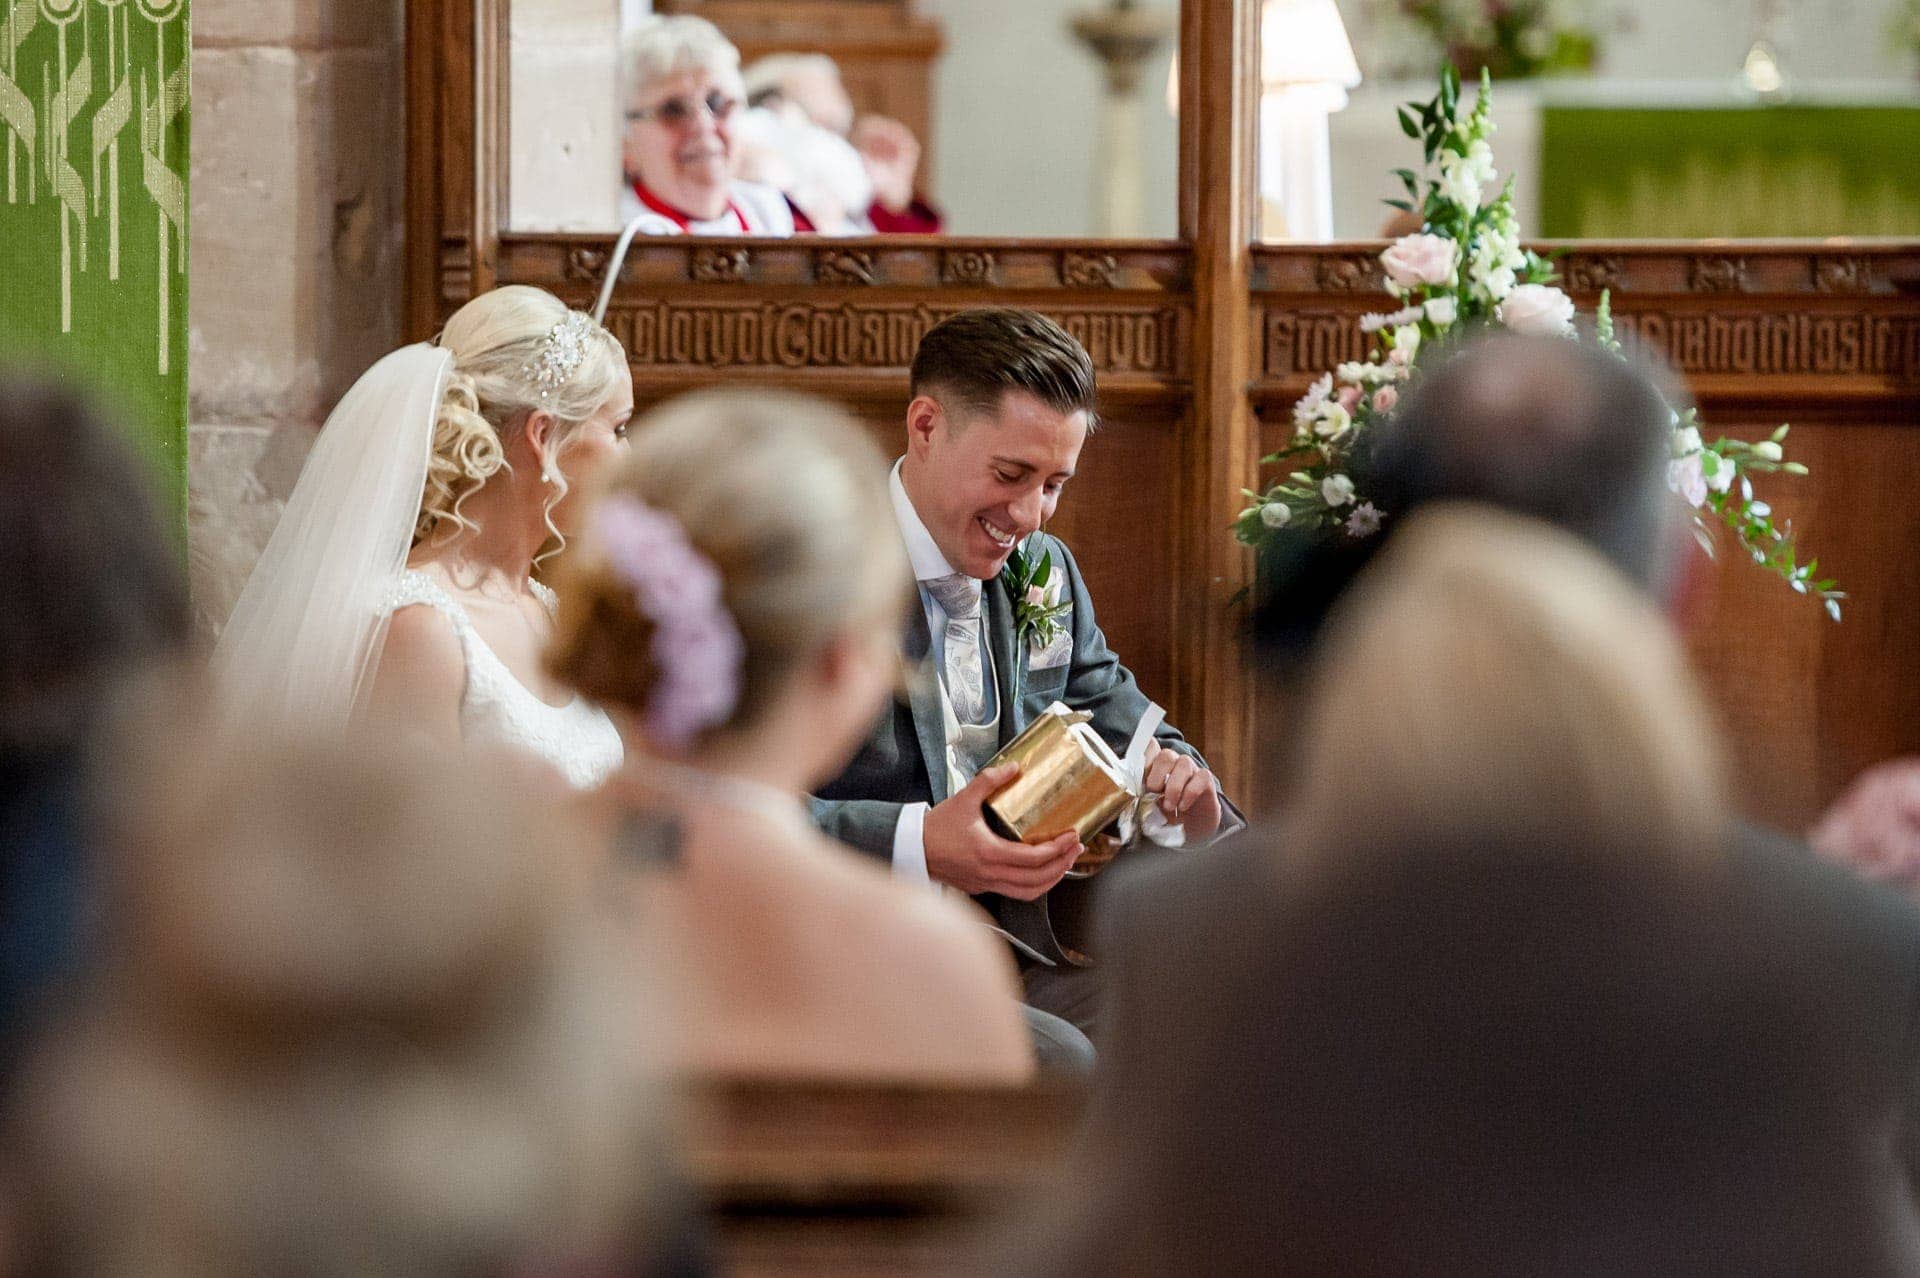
[811,532,1236,967]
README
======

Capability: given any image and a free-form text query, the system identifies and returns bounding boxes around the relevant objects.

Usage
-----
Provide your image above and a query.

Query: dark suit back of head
[1252,331,1680,663]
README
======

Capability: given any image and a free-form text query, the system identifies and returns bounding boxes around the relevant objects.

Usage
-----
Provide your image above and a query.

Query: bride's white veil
[212,344,454,730]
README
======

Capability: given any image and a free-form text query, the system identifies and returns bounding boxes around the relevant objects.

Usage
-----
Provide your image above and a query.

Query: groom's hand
[1142,740,1224,840]
[924,763,1082,900]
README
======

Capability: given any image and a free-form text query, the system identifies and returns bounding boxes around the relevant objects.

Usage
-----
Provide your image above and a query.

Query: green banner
[1541,105,1920,239]
[0,0,190,534]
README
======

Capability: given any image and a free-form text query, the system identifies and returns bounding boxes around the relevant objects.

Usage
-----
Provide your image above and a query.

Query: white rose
[1423,296,1458,327]
[1379,233,1459,290]
[1260,501,1292,529]
[1671,426,1703,457]
[1392,325,1422,360]
[1321,474,1356,507]
[1497,283,1575,336]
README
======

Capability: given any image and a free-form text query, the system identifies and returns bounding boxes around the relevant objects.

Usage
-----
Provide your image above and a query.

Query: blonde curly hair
[417,286,626,552]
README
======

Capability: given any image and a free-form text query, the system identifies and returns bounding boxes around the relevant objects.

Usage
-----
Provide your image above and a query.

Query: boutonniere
[1001,540,1070,651]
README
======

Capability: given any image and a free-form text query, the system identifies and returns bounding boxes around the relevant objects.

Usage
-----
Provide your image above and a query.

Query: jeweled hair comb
[525,311,599,400]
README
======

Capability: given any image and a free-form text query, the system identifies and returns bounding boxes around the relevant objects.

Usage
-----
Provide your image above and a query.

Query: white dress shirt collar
[889,459,959,584]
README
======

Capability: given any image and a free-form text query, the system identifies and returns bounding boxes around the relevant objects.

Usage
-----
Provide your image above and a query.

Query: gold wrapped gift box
[983,703,1139,878]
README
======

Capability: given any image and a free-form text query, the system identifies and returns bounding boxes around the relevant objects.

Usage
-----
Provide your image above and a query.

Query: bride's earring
[540,461,558,486]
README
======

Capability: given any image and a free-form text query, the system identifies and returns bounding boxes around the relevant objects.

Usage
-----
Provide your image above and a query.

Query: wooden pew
[687,1078,1088,1276]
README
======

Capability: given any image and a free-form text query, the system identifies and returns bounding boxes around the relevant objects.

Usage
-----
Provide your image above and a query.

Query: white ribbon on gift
[1115,702,1186,849]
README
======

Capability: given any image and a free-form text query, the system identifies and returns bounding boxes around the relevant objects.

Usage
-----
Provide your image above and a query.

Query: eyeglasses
[625,90,739,128]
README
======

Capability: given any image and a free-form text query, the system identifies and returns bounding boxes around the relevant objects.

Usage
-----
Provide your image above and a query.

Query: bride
[213,286,631,789]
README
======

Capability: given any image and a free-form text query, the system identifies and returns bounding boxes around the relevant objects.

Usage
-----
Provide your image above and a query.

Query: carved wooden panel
[408,0,1920,822]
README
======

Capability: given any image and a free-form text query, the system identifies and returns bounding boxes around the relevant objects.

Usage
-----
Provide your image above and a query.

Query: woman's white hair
[622,14,744,103]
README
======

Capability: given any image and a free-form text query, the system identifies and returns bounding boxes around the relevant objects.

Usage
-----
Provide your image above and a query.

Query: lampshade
[1262,0,1361,89]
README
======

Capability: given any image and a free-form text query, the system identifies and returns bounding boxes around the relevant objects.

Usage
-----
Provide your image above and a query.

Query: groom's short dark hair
[910,308,1098,428]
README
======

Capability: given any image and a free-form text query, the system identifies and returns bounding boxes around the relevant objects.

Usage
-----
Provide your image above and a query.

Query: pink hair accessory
[589,494,744,748]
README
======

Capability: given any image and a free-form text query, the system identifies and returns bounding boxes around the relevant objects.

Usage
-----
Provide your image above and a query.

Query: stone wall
[187,0,406,640]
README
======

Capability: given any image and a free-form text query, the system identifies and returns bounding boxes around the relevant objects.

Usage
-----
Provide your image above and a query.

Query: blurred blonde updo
[418,285,625,545]
[547,389,906,744]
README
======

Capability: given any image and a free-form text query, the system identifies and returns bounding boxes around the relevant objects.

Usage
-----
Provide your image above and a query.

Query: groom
[813,308,1240,1048]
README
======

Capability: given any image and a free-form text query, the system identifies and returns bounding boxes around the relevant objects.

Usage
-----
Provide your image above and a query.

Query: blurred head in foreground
[1029,511,1917,1275]
[8,710,666,1275]
[547,388,908,781]
[0,373,190,1082]
[0,373,189,759]
[1286,502,1727,858]
[1252,331,1683,675]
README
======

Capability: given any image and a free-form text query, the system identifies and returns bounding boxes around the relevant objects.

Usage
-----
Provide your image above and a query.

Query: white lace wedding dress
[381,570,623,790]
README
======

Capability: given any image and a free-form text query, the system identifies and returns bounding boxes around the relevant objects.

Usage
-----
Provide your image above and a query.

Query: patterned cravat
[924,572,988,725]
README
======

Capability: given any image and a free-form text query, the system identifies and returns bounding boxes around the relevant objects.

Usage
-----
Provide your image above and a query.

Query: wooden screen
[407,0,1920,826]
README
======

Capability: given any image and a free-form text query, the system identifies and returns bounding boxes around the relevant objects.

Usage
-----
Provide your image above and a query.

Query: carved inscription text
[1268,309,1920,382]
[601,302,1181,375]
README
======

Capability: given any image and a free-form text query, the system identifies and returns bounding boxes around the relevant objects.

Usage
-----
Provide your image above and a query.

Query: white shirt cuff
[891,802,936,890]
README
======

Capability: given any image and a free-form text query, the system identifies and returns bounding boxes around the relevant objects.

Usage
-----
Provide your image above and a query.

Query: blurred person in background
[213,286,629,790]
[618,16,796,236]
[5,711,683,1275]
[742,52,945,233]
[0,374,189,1084]
[545,389,1035,1081]
[1020,506,1920,1275]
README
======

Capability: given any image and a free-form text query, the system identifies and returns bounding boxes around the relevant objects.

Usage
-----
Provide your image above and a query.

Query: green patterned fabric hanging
[0,0,190,534]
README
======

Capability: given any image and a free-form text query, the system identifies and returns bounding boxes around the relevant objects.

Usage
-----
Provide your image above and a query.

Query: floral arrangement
[1233,66,1843,622]
[1370,0,1613,80]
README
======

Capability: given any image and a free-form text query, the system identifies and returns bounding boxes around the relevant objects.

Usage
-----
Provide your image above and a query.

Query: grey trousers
[1021,961,1105,1075]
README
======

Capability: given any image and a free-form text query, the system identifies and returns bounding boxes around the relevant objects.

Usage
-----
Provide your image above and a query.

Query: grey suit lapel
[902,599,952,804]
[985,576,1023,748]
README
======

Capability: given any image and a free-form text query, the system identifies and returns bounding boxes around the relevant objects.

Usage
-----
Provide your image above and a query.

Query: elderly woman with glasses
[618,15,796,236]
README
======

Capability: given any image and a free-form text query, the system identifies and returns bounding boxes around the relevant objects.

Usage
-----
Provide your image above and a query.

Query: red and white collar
[630,180,748,233]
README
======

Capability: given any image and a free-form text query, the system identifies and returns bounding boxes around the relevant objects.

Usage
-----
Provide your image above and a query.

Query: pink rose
[1372,386,1398,413]
[1496,284,1576,337]
[1026,584,1047,607]
[1380,233,1458,289]
[1336,385,1363,413]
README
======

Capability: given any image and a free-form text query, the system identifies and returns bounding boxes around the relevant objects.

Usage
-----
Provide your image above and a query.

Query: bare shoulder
[808,834,1021,988]
[380,603,465,685]
[366,603,466,738]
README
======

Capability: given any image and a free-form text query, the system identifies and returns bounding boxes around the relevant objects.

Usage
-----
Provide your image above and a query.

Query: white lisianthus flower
[1322,474,1356,507]
[1392,325,1422,361]
[1260,501,1292,529]
[1380,234,1458,290]
[1671,425,1703,457]
[1313,402,1353,439]
[1753,441,1784,462]
[1346,502,1384,538]
[1497,284,1576,336]
[1424,296,1458,327]
[1667,455,1708,508]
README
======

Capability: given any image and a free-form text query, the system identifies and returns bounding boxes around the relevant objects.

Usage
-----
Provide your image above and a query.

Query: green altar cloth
[0,0,191,536]
[1540,104,1920,239]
